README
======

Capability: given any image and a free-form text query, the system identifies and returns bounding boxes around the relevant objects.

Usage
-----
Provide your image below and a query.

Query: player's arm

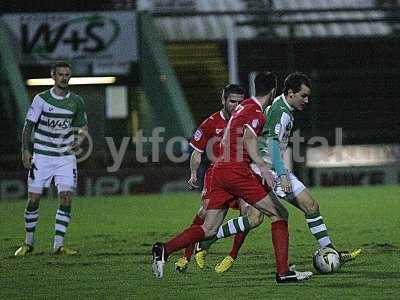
[188,118,213,189]
[22,95,43,169]
[21,120,36,169]
[70,97,88,152]
[268,113,291,193]
[270,138,291,193]
[187,149,202,189]
[243,126,274,188]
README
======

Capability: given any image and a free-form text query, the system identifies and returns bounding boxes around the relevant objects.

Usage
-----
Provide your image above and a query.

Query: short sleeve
[244,109,265,137]
[265,108,291,142]
[270,112,291,141]
[26,95,44,123]
[190,119,213,153]
[71,97,88,127]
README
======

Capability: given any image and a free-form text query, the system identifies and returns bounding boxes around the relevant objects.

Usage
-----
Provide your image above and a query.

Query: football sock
[306,211,333,248]
[198,216,251,251]
[54,205,71,250]
[25,202,39,246]
[229,231,249,259]
[184,214,205,260]
[165,225,205,258]
[217,216,251,238]
[271,220,289,275]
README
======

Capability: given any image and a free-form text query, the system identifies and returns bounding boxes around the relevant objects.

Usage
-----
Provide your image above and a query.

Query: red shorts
[202,165,241,210]
[206,162,270,210]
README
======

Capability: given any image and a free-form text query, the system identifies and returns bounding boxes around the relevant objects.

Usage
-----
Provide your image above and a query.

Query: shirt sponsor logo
[193,129,203,141]
[47,119,71,129]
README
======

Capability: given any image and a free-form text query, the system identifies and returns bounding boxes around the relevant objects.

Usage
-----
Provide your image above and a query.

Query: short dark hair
[51,61,71,74]
[254,72,277,97]
[222,84,245,99]
[283,72,311,96]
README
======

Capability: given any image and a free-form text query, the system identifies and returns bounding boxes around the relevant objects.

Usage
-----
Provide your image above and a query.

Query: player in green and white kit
[255,72,361,262]
[15,61,88,256]
[196,72,361,266]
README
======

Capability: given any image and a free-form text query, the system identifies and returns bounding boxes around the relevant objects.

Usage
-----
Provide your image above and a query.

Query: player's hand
[22,149,32,169]
[68,140,81,153]
[259,166,275,188]
[188,174,199,190]
[280,175,292,193]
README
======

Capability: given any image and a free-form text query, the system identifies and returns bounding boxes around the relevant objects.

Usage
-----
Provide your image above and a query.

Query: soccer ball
[312,247,341,274]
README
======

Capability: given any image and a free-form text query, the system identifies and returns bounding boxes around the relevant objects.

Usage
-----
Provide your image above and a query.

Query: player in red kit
[152,73,313,283]
[175,84,261,273]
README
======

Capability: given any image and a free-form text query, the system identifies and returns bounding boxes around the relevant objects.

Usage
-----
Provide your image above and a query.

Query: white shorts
[27,153,77,194]
[250,164,306,201]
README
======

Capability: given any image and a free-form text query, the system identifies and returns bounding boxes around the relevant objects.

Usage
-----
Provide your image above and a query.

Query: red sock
[165,225,205,257]
[229,231,248,259]
[271,220,289,275]
[184,214,205,260]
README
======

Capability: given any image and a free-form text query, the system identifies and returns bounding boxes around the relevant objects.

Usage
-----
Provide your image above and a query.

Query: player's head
[51,61,72,90]
[283,72,311,111]
[221,84,245,117]
[254,72,277,101]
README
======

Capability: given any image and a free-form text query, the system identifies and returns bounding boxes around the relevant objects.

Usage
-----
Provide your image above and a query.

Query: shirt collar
[251,96,263,110]
[50,87,70,100]
[281,94,295,111]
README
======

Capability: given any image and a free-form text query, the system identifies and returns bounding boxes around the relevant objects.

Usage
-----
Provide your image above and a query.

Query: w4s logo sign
[21,15,119,58]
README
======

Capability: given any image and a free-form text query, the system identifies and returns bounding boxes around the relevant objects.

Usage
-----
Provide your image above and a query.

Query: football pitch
[1,185,399,299]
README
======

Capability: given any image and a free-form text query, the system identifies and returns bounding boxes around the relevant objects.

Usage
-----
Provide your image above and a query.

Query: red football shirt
[220,97,266,163]
[190,110,228,161]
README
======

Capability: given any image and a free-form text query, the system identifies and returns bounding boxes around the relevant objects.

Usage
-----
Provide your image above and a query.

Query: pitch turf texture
[1,186,399,299]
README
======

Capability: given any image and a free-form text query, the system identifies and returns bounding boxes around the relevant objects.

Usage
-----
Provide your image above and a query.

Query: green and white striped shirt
[258,94,295,165]
[26,88,87,157]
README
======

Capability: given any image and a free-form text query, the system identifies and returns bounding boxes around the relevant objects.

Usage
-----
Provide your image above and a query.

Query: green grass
[1,185,399,299]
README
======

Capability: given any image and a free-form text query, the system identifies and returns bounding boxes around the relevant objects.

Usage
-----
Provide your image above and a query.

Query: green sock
[198,216,251,251]
[54,205,71,250]
[306,211,333,248]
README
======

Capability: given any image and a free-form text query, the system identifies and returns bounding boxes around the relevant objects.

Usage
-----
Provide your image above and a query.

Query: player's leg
[294,188,361,263]
[152,169,233,278]
[164,208,228,255]
[176,168,212,271]
[215,201,262,273]
[15,192,42,256]
[196,166,271,254]
[15,155,50,256]
[226,201,253,262]
[297,190,362,263]
[152,207,228,278]
[53,157,77,255]
[205,164,310,281]
[293,188,334,248]
[53,191,76,255]
[197,201,264,253]
[195,208,229,270]
[288,173,361,263]
[251,192,312,282]
[175,205,206,272]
